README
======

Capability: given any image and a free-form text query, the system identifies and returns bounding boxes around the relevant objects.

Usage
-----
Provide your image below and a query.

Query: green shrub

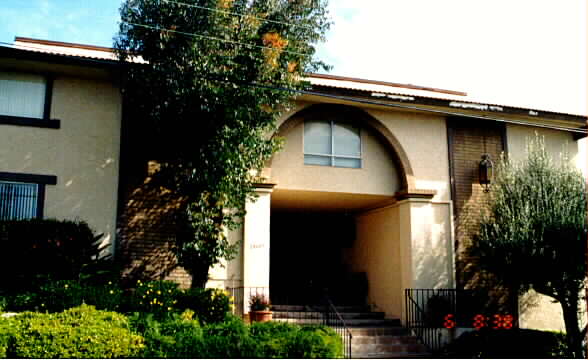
[129,313,342,358]
[177,287,231,325]
[130,310,203,358]
[441,328,569,358]
[2,292,39,312]
[2,280,124,313]
[286,325,344,359]
[5,304,144,358]
[199,314,258,358]
[250,321,298,358]
[127,280,181,319]
[0,219,111,292]
[0,316,19,358]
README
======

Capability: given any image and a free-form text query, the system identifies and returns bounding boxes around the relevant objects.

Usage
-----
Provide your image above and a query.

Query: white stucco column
[242,184,273,313]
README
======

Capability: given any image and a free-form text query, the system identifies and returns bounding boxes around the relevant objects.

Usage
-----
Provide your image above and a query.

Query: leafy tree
[468,136,587,357]
[114,0,330,287]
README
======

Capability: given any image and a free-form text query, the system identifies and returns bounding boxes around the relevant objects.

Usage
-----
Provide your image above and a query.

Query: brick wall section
[116,160,193,288]
[447,117,507,300]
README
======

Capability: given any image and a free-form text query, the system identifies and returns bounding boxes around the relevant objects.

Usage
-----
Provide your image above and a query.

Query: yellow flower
[167,307,172,311]
[109,290,114,295]
[108,281,112,285]
[64,284,69,289]
[157,290,161,295]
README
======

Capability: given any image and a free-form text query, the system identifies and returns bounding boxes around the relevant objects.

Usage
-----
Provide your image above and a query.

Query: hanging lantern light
[479,154,493,193]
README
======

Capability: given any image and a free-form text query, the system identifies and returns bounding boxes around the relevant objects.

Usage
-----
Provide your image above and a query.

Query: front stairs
[271,304,430,358]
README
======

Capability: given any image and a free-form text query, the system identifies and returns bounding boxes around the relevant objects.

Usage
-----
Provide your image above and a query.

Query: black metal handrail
[323,295,353,358]
[405,289,444,353]
[405,288,519,354]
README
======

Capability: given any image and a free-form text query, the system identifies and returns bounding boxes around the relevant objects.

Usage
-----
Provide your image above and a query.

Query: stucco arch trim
[270,104,416,192]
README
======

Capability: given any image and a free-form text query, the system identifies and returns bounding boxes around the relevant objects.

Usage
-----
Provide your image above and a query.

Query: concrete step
[348,326,408,336]
[272,311,386,320]
[352,334,419,345]
[357,351,431,359]
[274,318,400,327]
[351,334,429,359]
[271,304,372,313]
[270,304,430,358]
[352,342,427,354]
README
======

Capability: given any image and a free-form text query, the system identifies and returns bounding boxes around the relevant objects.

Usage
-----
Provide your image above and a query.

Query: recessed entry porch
[269,188,396,307]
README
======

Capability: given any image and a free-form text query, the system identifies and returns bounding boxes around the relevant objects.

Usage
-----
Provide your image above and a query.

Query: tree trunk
[561,299,583,358]
[189,259,212,289]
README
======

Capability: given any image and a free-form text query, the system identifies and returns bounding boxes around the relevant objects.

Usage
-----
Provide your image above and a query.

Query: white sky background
[315,0,587,116]
[0,0,585,116]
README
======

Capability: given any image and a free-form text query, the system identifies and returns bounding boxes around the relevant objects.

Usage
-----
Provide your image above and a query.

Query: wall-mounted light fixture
[479,154,493,193]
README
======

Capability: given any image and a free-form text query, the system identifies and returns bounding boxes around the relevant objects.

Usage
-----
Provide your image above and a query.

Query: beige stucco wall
[366,109,451,201]
[506,124,578,164]
[270,108,401,196]
[352,205,403,318]
[271,101,452,202]
[207,224,244,290]
[350,199,454,320]
[0,74,121,253]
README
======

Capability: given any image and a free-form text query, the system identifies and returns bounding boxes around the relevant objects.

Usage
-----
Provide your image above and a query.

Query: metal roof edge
[308,82,588,124]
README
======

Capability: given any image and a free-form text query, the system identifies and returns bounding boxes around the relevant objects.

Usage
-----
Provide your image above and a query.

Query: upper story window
[304,119,361,168]
[0,172,57,220]
[0,72,60,129]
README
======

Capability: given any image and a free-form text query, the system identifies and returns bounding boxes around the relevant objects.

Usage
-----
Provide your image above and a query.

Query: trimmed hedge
[1,305,144,358]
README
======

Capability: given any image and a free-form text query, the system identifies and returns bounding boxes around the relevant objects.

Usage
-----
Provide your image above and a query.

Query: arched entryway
[267,104,411,306]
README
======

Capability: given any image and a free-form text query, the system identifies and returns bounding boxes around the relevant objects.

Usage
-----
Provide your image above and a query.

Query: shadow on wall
[412,217,453,289]
[117,161,191,288]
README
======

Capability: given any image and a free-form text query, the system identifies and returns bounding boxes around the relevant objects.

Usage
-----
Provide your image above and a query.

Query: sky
[0,0,586,116]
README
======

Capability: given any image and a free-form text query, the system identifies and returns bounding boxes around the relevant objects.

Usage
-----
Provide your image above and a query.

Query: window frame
[0,172,57,219]
[0,71,60,129]
[303,119,362,168]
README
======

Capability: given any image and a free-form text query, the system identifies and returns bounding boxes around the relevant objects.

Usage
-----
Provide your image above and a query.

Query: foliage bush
[199,314,259,358]
[125,281,231,323]
[0,219,111,292]
[249,321,300,358]
[127,280,181,318]
[0,316,18,358]
[1,280,124,313]
[130,310,203,358]
[3,304,144,358]
[130,313,343,358]
[177,287,231,325]
[286,325,344,359]
[441,328,569,358]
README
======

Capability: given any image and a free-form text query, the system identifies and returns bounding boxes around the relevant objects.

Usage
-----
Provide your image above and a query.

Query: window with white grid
[304,119,361,168]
